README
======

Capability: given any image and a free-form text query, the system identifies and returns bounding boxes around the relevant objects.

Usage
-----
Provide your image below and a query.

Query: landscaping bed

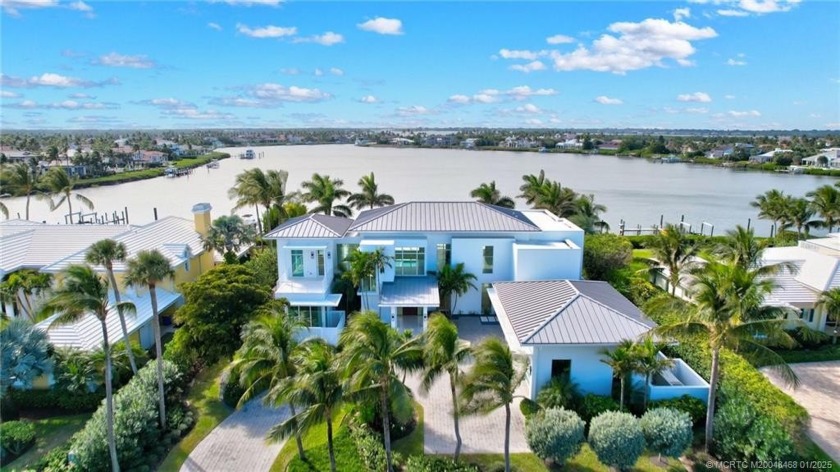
[0,414,91,472]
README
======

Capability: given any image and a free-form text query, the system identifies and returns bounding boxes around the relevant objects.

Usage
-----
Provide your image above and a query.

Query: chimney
[191,203,212,236]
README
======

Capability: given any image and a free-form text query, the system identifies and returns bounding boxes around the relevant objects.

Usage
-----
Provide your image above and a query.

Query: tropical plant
[817,287,840,344]
[436,262,477,315]
[470,181,515,208]
[460,337,528,472]
[0,420,36,460]
[339,312,423,472]
[4,163,40,220]
[343,248,392,310]
[232,304,306,460]
[3,269,52,321]
[785,196,819,239]
[588,411,645,471]
[518,169,548,206]
[420,314,471,460]
[583,233,632,281]
[202,215,256,263]
[807,184,840,232]
[229,168,289,233]
[0,318,53,395]
[713,393,795,463]
[536,376,580,410]
[640,407,693,461]
[300,173,353,218]
[41,167,94,224]
[125,249,174,428]
[569,193,609,233]
[645,224,699,296]
[534,180,577,217]
[41,265,136,472]
[630,336,674,410]
[526,407,585,466]
[86,239,137,374]
[600,339,636,410]
[751,189,790,234]
[348,172,395,210]
[270,339,344,472]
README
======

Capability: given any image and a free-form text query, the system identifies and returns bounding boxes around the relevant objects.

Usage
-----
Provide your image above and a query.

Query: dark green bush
[404,455,479,472]
[220,366,246,408]
[519,398,540,418]
[576,394,620,424]
[648,395,706,426]
[583,234,633,280]
[588,411,645,471]
[0,420,36,464]
[7,388,103,413]
[536,376,580,410]
[640,407,693,459]
[32,442,72,471]
[714,394,796,468]
[349,422,387,472]
[526,408,585,465]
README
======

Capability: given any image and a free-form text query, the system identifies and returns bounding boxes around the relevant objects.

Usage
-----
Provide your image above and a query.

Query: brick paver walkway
[180,398,290,472]
[762,361,840,463]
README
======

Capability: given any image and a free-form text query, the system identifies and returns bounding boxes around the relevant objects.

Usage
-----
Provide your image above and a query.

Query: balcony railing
[294,310,346,345]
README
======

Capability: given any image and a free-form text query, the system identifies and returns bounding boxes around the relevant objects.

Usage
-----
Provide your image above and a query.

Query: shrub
[349,422,387,472]
[519,398,540,418]
[220,365,246,408]
[588,411,646,471]
[536,377,580,410]
[714,395,795,466]
[31,442,72,471]
[576,394,620,424]
[526,407,585,465]
[7,388,103,413]
[640,407,693,459]
[0,420,36,463]
[583,234,633,280]
[404,455,479,472]
[648,395,706,426]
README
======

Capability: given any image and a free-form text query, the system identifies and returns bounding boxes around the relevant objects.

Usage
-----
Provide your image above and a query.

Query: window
[360,274,375,292]
[288,306,322,327]
[481,283,493,315]
[317,250,325,276]
[551,360,571,380]
[436,243,451,270]
[291,250,304,277]
[800,308,815,323]
[395,246,426,276]
[482,246,494,274]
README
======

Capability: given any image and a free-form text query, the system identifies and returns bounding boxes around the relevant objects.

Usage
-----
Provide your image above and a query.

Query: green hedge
[648,395,706,426]
[404,455,479,472]
[6,388,104,413]
[349,422,387,472]
[0,421,36,465]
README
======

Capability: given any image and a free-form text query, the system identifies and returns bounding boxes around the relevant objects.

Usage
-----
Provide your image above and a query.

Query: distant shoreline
[74,152,231,189]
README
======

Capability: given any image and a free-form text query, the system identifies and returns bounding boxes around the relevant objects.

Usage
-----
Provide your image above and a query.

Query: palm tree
[460,337,528,472]
[470,181,515,208]
[229,168,289,233]
[600,339,636,410]
[655,260,798,452]
[807,185,840,232]
[534,180,578,218]
[233,305,307,460]
[785,196,819,239]
[41,265,135,472]
[4,269,52,321]
[817,288,840,344]
[1,318,54,394]
[86,239,137,374]
[202,215,256,263]
[436,263,477,315]
[339,312,423,472]
[125,250,174,427]
[0,201,7,220]
[518,170,548,206]
[420,314,471,460]
[630,336,673,410]
[269,339,343,472]
[41,167,94,224]
[715,225,767,270]
[300,173,352,218]
[348,172,395,210]
[569,193,609,233]
[645,224,698,297]
[4,163,40,220]
[751,189,789,235]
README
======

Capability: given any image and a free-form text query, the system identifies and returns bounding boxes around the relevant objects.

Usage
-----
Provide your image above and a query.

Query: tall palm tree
[630,336,673,410]
[569,193,609,233]
[4,163,40,220]
[645,224,698,297]
[460,337,528,472]
[41,265,135,472]
[817,288,840,344]
[518,170,548,206]
[233,305,306,460]
[339,312,423,472]
[269,339,343,472]
[4,269,52,321]
[655,260,798,452]
[436,262,477,315]
[86,239,137,374]
[300,173,352,218]
[715,225,767,270]
[785,197,819,239]
[229,168,289,233]
[202,215,256,263]
[41,167,94,224]
[751,189,789,235]
[420,314,471,460]
[807,185,840,232]
[470,181,515,208]
[348,172,395,210]
[534,180,578,218]
[125,250,174,427]
[600,339,636,410]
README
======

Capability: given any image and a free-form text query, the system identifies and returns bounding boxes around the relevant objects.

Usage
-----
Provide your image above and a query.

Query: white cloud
[69,93,94,99]
[208,22,222,31]
[546,34,574,45]
[136,98,195,108]
[236,23,297,38]
[95,53,157,69]
[280,68,301,75]
[449,86,557,105]
[525,118,543,126]
[499,49,543,60]
[1,90,20,98]
[473,91,500,103]
[673,7,691,20]
[510,61,546,73]
[515,103,542,114]
[329,67,344,76]
[826,122,840,129]
[1,0,58,16]
[251,84,331,102]
[726,57,747,66]
[739,0,800,14]
[6,99,118,110]
[448,94,471,104]
[68,1,91,12]
[293,32,344,46]
[725,94,736,99]
[357,17,403,35]
[506,85,557,99]
[595,95,623,105]
[2,72,118,88]
[728,110,761,117]
[677,91,712,102]
[359,95,378,103]
[221,0,283,6]
[396,105,432,116]
[313,68,324,77]
[164,107,235,120]
[685,107,709,114]
[717,9,750,16]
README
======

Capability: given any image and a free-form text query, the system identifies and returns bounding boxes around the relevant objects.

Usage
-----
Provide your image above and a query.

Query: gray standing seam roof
[348,202,541,233]
[379,276,441,306]
[264,214,354,239]
[492,280,656,345]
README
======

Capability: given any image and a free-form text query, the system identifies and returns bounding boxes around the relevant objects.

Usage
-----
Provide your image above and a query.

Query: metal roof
[379,276,441,307]
[491,280,655,345]
[264,214,354,239]
[348,202,541,233]
[36,287,181,350]
[763,245,840,293]
[764,261,820,305]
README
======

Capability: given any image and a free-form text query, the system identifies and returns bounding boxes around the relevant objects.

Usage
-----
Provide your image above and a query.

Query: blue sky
[1,0,838,130]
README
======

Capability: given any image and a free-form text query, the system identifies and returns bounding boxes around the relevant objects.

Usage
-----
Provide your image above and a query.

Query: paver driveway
[762,361,840,463]
[180,398,290,472]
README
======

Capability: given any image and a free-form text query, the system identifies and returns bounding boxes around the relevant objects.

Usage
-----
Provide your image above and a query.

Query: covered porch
[287,294,345,345]
[379,276,440,334]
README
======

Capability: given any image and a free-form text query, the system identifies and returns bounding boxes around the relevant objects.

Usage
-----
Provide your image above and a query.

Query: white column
[529,347,539,400]
[422,307,428,331]
[390,306,398,329]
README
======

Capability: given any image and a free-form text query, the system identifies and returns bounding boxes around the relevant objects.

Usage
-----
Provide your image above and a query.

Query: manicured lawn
[633,249,654,260]
[463,445,685,472]
[158,362,231,471]
[271,408,362,472]
[775,344,840,364]
[393,401,425,457]
[0,414,91,472]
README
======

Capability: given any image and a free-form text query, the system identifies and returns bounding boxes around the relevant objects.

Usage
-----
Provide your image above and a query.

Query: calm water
[2,145,833,235]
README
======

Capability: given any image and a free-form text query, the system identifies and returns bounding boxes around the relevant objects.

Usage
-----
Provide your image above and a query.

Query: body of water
[1,145,832,235]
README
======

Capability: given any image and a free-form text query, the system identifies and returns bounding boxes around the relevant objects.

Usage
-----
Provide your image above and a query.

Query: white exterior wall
[530,344,614,399]
[276,238,336,296]
[513,243,583,281]
[451,237,513,314]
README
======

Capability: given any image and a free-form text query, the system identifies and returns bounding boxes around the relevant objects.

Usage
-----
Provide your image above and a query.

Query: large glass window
[395,246,426,276]
[436,243,451,271]
[481,283,493,315]
[291,250,304,277]
[800,308,815,323]
[317,250,325,276]
[482,246,494,274]
[288,306,322,327]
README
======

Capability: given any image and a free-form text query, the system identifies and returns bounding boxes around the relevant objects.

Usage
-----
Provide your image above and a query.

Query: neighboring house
[489,279,709,401]
[750,148,792,164]
[132,150,167,167]
[706,145,734,159]
[555,139,583,150]
[598,140,621,152]
[802,148,840,168]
